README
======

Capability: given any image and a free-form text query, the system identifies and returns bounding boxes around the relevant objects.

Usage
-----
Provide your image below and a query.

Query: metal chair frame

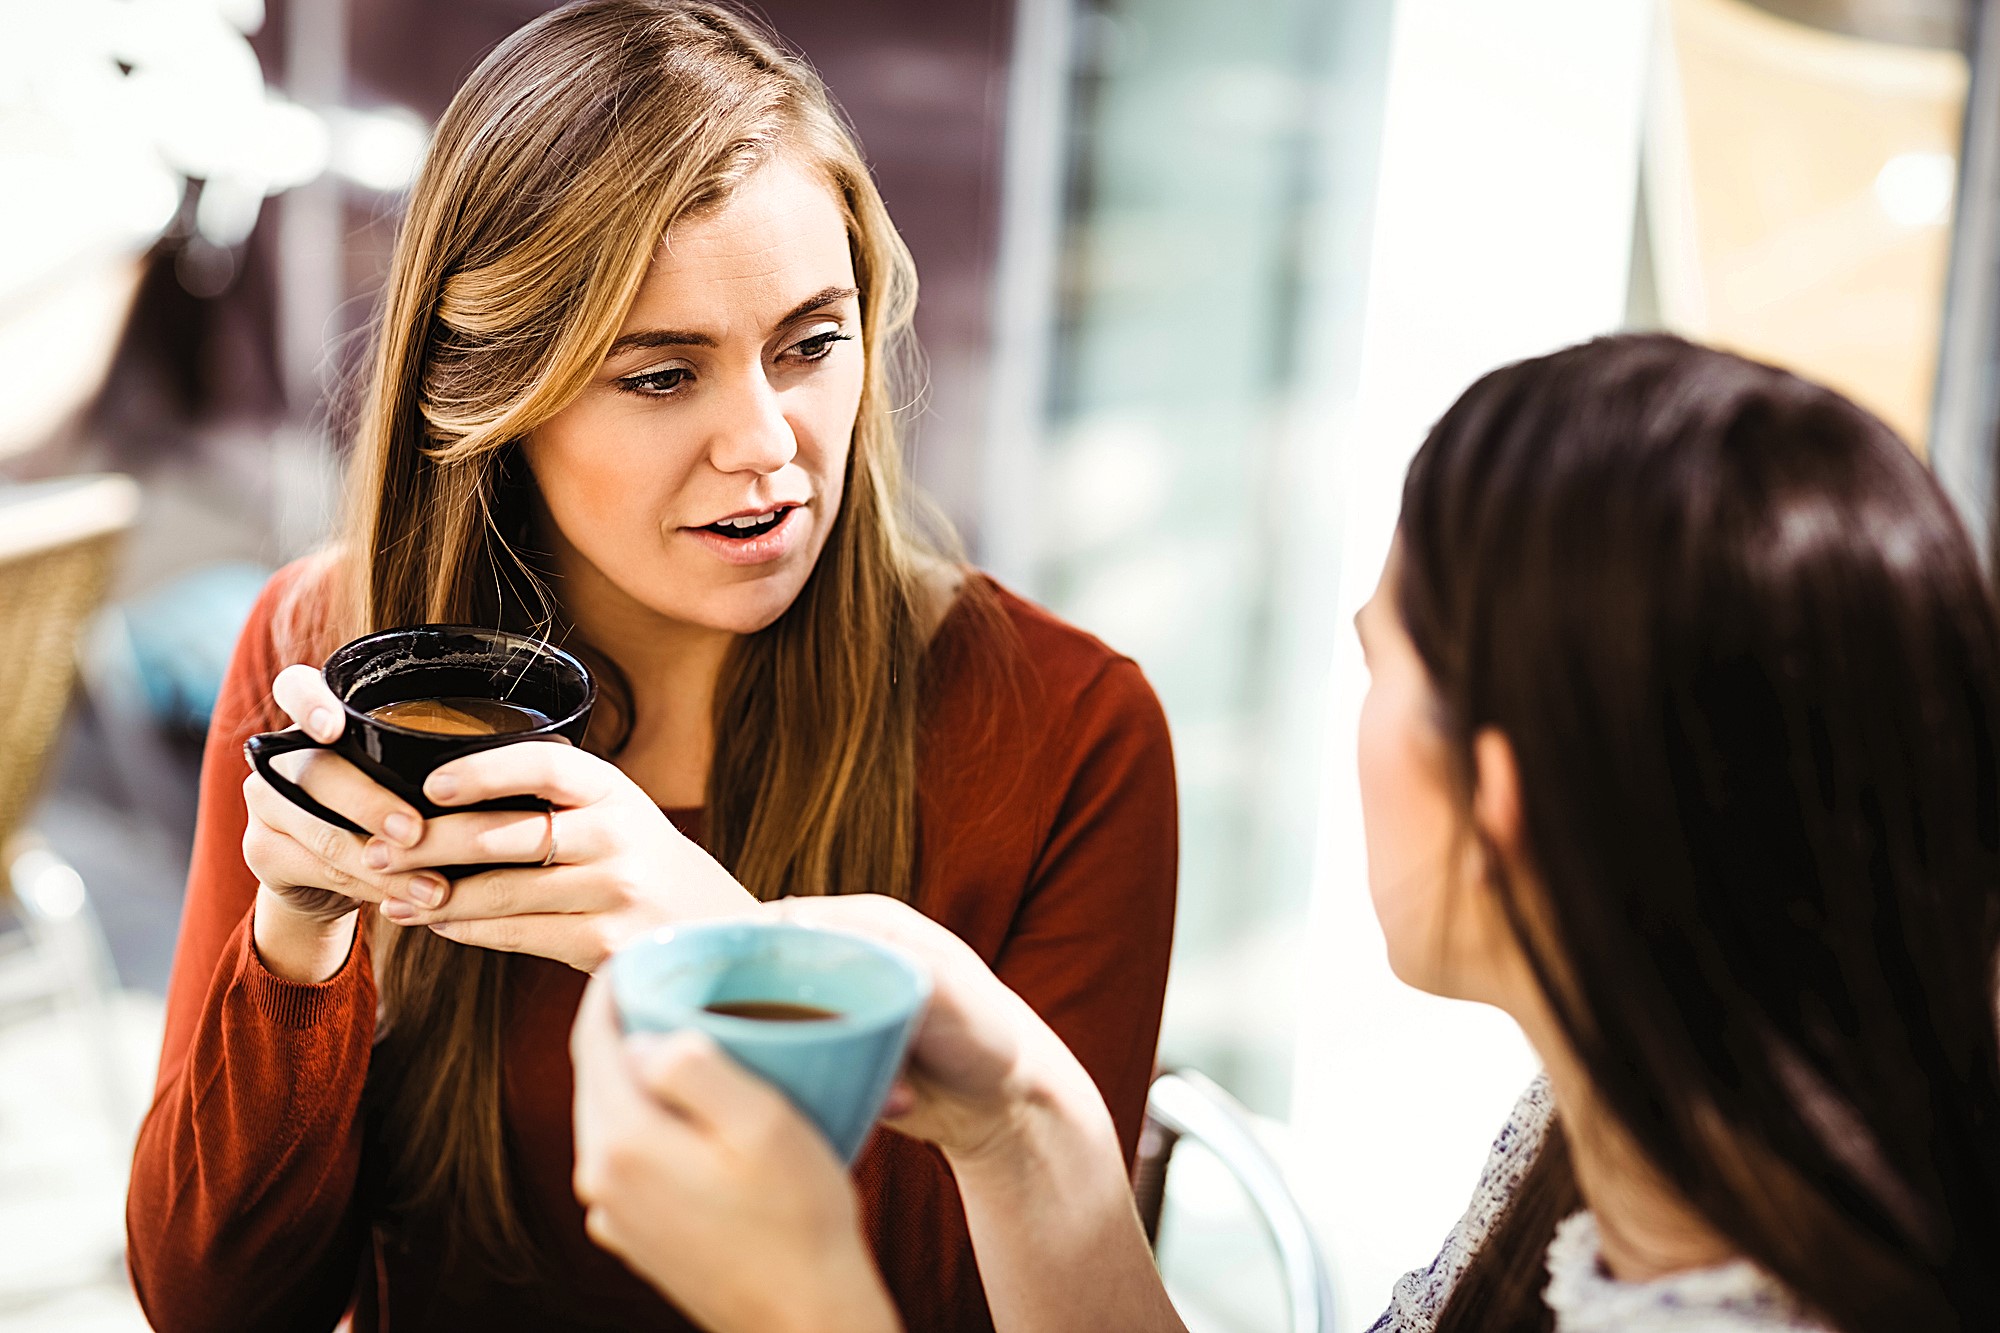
[1137,1068,1337,1333]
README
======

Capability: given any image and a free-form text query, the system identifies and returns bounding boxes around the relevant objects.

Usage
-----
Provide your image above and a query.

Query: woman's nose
[705,371,798,475]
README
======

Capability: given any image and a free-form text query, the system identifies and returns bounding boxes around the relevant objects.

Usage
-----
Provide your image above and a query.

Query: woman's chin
[660,574,810,638]
[1378,931,1456,1000]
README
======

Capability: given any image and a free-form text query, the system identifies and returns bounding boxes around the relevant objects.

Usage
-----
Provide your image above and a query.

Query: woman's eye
[787,330,853,363]
[618,367,693,397]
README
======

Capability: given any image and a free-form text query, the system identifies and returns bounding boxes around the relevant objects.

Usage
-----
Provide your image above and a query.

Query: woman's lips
[679,504,807,566]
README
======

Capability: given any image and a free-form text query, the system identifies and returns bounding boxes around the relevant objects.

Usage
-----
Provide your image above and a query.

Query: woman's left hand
[569,975,902,1333]
[369,740,754,972]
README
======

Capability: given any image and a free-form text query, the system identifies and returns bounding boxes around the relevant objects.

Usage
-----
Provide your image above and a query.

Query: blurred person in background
[571,334,2000,1333]
[122,2,1177,1330]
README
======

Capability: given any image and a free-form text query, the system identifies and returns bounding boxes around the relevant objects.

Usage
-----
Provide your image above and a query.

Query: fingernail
[363,840,391,871]
[412,875,446,909]
[381,898,416,922]
[383,812,420,847]
[427,773,458,802]
[308,707,339,740]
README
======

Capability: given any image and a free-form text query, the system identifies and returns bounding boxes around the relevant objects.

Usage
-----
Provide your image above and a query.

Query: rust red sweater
[125,562,1177,1332]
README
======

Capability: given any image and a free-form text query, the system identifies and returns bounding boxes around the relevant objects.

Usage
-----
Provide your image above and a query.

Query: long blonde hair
[339,0,939,1272]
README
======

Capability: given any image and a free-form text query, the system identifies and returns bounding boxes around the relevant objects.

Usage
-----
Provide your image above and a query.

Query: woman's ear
[1471,728,1525,868]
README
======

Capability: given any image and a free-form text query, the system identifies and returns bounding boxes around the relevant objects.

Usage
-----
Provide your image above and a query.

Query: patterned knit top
[1367,1076,1827,1333]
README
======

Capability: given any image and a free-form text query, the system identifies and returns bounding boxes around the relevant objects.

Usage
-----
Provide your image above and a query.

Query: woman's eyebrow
[603,285,861,360]
[777,284,860,327]
[606,327,716,356]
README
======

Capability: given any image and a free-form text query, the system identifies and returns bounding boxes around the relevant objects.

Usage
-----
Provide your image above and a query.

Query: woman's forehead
[622,159,855,336]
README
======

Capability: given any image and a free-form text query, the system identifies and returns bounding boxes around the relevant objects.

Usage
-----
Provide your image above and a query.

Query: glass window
[1019,0,1394,1120]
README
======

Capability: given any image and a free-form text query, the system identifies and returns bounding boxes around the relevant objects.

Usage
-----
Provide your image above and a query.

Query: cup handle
[243,730,368,835]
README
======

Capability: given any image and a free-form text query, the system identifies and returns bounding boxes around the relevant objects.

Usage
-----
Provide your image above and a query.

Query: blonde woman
[123,4,1178,1330]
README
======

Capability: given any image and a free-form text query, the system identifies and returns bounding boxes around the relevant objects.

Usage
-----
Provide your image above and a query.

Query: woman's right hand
[765,895,1114,1165]
[748,897,1177,1333]
[241,665,444,976]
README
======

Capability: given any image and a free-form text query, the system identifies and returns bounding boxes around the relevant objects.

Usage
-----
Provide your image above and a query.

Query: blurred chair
[76,558,269,844]
[1137,1068,1337,1333]
[0,473,142,1125]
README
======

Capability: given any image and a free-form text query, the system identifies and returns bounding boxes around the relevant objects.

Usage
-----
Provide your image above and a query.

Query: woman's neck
[548,540,735,808]
[1529,1022,1741,1283]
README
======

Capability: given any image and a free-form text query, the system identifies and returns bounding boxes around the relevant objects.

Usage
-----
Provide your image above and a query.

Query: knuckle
[743,1093,788,1144]
[647,1037,701,1085]
[286,753,321,793]
[310,821,348,866]
[296,749,353,793]
[582,1205,619,1251]
[573,1154,604,1205]
[600,1136,650,1184]
[241,776,277,823]
[473,821,508,863]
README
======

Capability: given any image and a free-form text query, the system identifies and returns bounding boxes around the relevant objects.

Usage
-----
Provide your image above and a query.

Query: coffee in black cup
[365,697,555,737]
[244,625,594,874]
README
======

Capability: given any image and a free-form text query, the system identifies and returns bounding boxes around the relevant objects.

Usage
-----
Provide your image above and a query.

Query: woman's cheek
[530,414,683,545]
[1357,678,1453,992]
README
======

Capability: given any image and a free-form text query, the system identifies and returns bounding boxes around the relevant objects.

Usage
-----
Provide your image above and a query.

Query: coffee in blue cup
[608,921,931,1162]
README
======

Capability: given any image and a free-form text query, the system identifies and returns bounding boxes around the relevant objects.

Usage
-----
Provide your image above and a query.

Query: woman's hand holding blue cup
[571,917,933,1333]
[606,919,932,1162]
[570,897,1126,1333]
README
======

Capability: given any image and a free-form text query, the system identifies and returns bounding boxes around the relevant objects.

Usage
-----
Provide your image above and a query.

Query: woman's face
[1354,545,1522,1006]
[524,156,864,638]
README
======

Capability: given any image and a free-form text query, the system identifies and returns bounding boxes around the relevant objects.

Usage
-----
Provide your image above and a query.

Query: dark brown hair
[1402,335,2000,1331]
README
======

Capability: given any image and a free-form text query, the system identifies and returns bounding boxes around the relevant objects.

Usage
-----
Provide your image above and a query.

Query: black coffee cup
[244,625,595,859]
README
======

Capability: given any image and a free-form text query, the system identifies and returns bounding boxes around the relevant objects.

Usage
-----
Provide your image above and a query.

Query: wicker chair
[0,474,141,1123]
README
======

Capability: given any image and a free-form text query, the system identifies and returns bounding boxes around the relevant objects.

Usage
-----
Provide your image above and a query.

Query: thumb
[273,663,345,743]
[879,1077,917,1120]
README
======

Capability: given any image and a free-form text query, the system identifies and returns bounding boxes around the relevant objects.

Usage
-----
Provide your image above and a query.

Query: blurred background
[2,0,1996,1329]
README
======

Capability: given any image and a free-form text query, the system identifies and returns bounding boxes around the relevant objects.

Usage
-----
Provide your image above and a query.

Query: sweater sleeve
[995,656,1179,1164]
[125,564,377,1333]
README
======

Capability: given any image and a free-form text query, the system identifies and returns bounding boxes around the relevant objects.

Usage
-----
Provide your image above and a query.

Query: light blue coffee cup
[608,920,931,1163]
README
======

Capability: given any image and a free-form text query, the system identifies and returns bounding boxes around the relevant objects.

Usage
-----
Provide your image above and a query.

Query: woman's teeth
[703,509,786,539]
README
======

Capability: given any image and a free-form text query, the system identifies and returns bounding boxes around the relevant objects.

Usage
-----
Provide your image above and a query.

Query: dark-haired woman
[572,333,2000,1333]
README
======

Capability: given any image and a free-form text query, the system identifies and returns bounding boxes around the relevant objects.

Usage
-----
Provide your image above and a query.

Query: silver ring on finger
[540,807,559,868]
